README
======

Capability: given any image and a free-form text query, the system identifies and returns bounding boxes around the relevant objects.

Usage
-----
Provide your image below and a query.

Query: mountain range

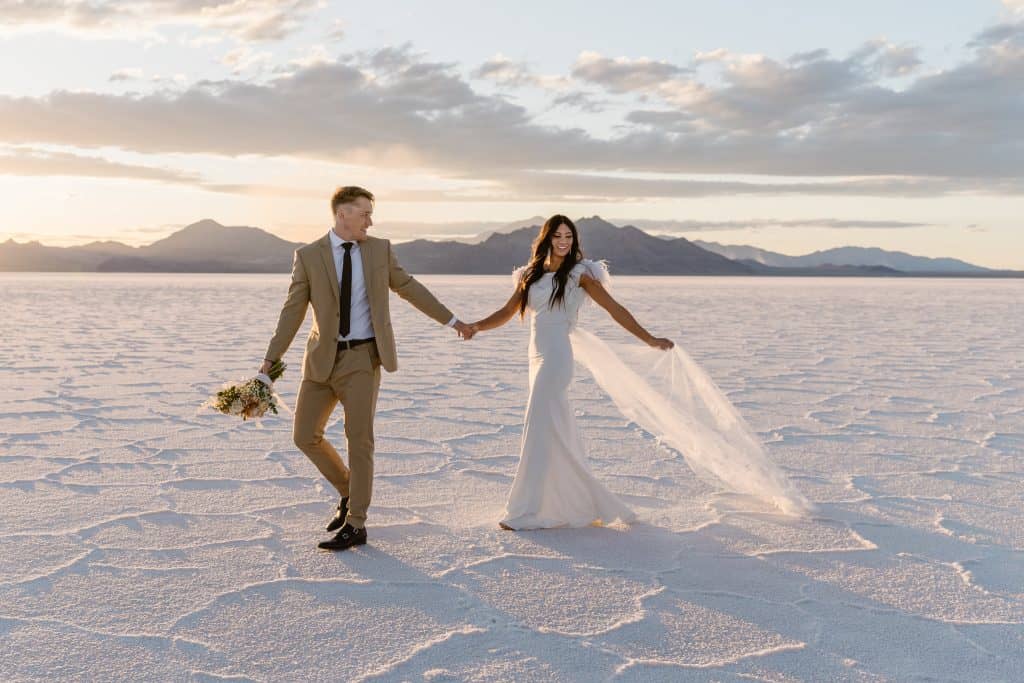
[1,218,1019,277]
[693,240,989,273]
[393,217,751,275]
[0,219,298,273]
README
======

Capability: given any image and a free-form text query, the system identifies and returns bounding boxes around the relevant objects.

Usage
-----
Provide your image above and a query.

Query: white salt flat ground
[1,273,1022,682]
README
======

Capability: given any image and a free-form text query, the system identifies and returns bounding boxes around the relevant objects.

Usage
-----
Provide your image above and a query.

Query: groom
[260,186,473,551]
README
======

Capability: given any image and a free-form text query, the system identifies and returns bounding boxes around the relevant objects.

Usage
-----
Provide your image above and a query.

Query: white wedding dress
[500,260,813,530]
[500,262,636,529]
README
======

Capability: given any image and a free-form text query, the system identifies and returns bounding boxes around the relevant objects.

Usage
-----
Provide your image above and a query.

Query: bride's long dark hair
[517,215,583,318]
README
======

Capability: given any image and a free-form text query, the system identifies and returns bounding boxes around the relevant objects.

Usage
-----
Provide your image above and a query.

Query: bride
[469,215,673,530]
[470,215,814,531]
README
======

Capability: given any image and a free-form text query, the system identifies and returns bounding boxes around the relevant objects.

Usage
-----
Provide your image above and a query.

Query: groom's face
[334,197,374,242]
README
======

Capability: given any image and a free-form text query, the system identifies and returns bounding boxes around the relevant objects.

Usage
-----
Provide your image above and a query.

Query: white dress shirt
[328,230,375,341]
[328,230,459,341]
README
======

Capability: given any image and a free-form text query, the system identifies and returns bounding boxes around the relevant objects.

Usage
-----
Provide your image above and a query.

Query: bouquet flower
[203,361,287,420]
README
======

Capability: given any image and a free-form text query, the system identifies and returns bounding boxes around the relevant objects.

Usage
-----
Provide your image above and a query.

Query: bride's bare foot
[498,522,514,531]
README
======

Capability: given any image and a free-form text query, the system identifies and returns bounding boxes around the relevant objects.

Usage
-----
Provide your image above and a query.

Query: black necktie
[339,242,353,337]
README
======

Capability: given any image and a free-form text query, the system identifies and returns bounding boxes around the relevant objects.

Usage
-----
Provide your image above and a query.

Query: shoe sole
[317,539,366,551]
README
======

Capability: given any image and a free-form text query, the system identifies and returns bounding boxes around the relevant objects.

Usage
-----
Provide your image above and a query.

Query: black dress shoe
[326,496,349,532]
[317,523,367,551]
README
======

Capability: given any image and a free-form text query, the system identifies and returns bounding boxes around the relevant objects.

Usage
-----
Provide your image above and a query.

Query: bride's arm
[579,274,674,350]
[469,290,523,333]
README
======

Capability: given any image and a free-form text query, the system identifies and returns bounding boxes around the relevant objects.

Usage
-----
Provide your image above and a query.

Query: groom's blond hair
[331,186,375,213]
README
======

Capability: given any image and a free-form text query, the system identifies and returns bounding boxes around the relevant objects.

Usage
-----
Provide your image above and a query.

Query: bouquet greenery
[203,361,287,420]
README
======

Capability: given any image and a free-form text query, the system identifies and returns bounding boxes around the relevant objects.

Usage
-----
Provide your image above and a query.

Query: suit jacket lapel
[360,238,375,304]
[319,234,340,303]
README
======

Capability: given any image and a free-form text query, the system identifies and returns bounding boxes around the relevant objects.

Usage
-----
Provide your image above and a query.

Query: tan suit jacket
[265,233,453,381]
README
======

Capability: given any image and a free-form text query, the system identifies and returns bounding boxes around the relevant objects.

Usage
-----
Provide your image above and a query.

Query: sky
[1,0,1022,267]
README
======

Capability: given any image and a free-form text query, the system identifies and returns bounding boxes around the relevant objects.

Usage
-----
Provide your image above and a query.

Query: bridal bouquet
[203,361,287,421]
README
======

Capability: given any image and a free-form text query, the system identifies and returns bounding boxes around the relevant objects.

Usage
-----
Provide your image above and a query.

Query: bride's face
[551,224,574,258]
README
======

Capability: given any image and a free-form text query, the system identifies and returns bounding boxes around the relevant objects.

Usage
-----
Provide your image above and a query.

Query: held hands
[648,337,674,351]
[453,320,477,340]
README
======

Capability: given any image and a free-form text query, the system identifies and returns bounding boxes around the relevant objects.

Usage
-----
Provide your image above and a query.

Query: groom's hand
[453,320,476,340]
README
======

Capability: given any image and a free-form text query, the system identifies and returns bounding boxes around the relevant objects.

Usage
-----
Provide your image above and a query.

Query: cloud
[326,19,345,41]
[0,147,199,183]
[0,0,319,41]
[288,45,332,70]
[0,19,1022,199]
[621,218,930,233]
[474,55,569,90]
[624,109,696,132]
[198,183,322,198]
[969,17,1024,49]
[550,90,607,113]
[0,52,555,169]
[661,47,876,131]
[618,31,1024,178]
[848,39,922,77]
[485,171,1024,200]
[222,46,274,73]
[571,51,691,93]
[44,165,1013,203]
[0,146,342,200]
[109,67,144,82]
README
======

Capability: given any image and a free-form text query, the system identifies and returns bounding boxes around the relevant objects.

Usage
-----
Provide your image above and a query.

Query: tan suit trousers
[292,342,381,529]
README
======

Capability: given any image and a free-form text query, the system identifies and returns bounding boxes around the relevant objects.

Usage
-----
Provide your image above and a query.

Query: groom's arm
[386,241,455,326]
[263,250,311,365]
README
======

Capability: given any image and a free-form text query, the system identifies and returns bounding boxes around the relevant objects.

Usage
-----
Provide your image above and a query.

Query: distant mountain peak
[153,220,281,243]
[136,219,301,266]
[80,240,135,253]
[577,215,615,228]
[177,218,226,232]
[156,218,236,238]
[503,215,545,229]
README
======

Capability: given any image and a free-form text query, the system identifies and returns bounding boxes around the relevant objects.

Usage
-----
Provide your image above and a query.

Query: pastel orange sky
[1,1,1022,267]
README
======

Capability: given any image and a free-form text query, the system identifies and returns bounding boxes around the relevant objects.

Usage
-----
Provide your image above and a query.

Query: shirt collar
[328,230,358,250]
